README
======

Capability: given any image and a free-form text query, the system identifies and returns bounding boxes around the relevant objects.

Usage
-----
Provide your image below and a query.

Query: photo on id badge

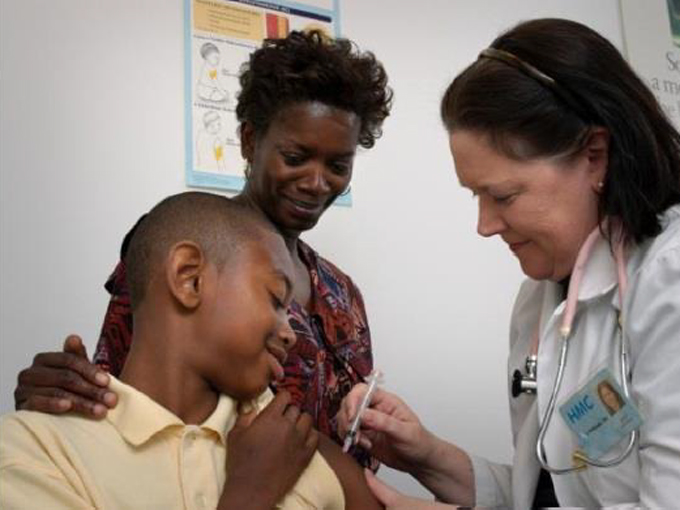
[558,368,643,460]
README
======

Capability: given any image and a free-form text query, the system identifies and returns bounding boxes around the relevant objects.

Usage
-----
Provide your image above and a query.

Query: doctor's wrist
[411,433,475,507]
[409,429,448,475]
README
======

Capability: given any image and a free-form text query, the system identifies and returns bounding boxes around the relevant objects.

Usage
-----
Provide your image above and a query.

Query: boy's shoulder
[0,411,107,509]
[1,408,106,440]
[1,407,115,432]
[0,409,116,467]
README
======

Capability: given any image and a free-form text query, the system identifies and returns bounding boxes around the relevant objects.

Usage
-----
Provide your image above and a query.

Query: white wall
[0,0,623,496]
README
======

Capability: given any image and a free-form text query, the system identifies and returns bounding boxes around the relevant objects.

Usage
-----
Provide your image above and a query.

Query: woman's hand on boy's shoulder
[220,390,317,510]
[14,334,117,418]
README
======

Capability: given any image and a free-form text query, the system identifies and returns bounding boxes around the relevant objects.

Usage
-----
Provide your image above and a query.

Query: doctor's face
[450,130,605,282]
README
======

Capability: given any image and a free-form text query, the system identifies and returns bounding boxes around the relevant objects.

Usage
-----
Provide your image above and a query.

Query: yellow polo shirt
[0,377,344,510]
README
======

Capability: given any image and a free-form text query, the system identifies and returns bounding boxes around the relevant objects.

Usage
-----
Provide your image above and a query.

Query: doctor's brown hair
[440,18,680,244]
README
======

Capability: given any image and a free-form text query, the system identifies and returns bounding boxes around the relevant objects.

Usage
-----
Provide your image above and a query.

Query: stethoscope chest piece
[512,354,538,397]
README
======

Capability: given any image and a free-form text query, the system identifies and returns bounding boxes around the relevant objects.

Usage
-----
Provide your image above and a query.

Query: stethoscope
[512,225,637,474]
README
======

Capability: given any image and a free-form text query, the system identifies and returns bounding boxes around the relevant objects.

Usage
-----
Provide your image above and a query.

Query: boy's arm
[317,433,384,510]
[0,416,95,510]
[0,462,95,510]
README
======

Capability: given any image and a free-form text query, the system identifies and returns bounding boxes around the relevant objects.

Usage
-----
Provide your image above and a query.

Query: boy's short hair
[125,192,272,310]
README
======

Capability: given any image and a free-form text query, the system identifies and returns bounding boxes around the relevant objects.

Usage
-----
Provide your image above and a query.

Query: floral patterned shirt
[93,231,374,467]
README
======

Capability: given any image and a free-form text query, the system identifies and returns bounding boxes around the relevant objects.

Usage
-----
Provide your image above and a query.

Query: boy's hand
[14,335,117,418]
[220,391,318,510]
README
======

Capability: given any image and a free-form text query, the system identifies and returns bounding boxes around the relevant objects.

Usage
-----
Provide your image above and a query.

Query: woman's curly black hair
[236,30,392,149]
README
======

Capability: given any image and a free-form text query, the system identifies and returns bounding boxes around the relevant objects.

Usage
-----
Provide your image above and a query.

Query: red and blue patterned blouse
[93,235,374,467]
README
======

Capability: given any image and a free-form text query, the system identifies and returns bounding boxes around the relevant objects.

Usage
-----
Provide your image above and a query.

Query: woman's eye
[330,161,351,176]
[282,153,304,166]
[492,193,516,204]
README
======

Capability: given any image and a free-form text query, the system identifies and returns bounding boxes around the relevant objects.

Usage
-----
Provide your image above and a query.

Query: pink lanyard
[529,224,628,357]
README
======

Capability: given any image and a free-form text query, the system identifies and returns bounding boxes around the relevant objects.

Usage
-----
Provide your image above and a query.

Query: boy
[0,192,380,510]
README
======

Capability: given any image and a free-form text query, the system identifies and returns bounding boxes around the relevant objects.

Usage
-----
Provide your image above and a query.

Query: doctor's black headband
[478,47,593,123]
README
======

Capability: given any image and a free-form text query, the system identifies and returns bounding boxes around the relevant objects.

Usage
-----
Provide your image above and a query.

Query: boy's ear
[240,122,255,162]
[166,241,206,310]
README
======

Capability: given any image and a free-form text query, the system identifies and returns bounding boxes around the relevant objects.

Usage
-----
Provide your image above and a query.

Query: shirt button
[185,426,199,442]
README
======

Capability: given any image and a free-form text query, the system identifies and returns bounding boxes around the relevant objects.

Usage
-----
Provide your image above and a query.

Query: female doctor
[339,18,680,508]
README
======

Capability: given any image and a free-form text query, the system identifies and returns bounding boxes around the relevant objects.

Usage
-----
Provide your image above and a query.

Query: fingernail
[93,404,107,417]
[103,392,117,407]
[58,399,72,410]
[359,436,373,449]
[95,372,109,385]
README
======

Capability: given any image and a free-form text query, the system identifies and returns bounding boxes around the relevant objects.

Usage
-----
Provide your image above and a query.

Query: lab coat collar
[535,231,619,341]
[572,231,618,303]
[541,231,618,311]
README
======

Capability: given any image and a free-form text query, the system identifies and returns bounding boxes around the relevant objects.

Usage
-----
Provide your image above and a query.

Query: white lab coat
[471,205,680,508]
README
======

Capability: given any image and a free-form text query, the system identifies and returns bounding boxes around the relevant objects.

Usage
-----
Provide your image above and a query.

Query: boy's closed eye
[269,271,293,309]
[270,290,286,310]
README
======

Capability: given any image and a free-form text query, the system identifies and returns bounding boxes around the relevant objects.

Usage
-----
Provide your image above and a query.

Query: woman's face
[241,102,360,239]
[450,129,607,281]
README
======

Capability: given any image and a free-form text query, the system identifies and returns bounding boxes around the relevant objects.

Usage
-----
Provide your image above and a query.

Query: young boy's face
[195,233,296,401]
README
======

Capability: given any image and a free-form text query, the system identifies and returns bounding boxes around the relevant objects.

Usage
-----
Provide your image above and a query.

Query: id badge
[558,368,643,459]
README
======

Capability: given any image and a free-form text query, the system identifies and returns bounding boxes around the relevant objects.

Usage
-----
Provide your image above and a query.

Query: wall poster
[184,0,350,204]
[621,0,680,130]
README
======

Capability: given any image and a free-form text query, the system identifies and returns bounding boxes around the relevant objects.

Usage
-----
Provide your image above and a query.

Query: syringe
[342,369,383,453]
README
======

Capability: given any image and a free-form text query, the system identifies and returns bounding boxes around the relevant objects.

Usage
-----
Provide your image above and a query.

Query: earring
[243,162,251,180]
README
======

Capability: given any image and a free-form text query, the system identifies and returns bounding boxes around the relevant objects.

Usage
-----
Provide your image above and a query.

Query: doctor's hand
[338,384,436,473]
[14,335,117,418]
[365,470,458,510]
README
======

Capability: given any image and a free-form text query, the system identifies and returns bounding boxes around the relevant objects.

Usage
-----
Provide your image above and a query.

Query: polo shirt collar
[106,376,237,447]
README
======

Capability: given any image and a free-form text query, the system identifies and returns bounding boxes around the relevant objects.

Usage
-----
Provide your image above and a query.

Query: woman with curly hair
[13,29,392,473]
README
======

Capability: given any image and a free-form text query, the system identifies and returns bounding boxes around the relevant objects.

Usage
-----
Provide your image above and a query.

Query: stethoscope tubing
[536,325,637,474]
[534,224,637,473]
